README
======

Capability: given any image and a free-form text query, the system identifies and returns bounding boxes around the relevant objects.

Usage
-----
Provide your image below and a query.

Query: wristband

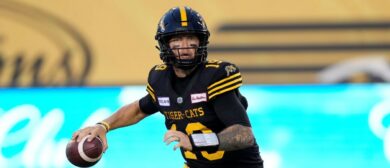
[97,123,108,132]
[189,132,219,151]
[97,121,110,132]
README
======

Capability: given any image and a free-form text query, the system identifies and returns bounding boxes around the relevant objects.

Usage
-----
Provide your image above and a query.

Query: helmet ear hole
[155,6,210,68]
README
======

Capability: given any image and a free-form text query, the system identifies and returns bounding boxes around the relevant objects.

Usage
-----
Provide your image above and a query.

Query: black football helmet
[155,6,210,69]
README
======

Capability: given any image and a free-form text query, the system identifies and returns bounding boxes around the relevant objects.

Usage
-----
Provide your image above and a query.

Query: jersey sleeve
[207,62,243,100]
[141,65,160,114]
[146,65,159,103]
[211,90,251,127]
[146,83,156,103]
[139,94,159,115]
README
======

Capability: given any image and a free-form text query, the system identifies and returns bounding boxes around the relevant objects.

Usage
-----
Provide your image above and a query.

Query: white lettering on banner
[0,105,40,147]
[368,100,390,163]
[0,105,111,168]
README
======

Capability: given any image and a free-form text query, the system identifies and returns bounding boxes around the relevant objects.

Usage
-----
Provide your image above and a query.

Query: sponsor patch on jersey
[158,97,170,106]
[191,93,207,104]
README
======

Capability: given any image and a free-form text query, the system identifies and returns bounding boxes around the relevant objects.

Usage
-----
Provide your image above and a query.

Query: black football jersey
[146,60,263,168]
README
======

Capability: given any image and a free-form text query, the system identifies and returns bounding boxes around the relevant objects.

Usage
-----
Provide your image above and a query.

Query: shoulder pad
[146,64,168,102]
[206,60,242,100]
[148,64,169,83]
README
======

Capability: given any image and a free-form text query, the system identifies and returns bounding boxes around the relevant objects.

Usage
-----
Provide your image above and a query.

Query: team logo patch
[225,65,237,76]
[191,93,207,104]
[158,97,170,106]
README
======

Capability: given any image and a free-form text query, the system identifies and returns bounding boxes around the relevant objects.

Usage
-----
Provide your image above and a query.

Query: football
[66,135,104,167]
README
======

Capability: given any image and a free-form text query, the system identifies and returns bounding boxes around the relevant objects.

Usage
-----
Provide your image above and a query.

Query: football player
[72,6,263,168]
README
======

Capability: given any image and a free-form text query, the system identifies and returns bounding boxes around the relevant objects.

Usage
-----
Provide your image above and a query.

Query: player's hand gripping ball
[66,135,103,167]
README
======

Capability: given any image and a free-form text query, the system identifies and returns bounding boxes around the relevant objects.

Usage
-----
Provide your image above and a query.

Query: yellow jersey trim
[207,73,241,90]
[209,83,242,99]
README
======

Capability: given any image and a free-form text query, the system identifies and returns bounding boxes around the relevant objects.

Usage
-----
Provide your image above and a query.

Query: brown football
[66,135,103,167]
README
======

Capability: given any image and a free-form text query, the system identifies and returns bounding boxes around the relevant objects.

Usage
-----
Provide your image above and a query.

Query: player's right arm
[101,99,149,131]
[71,94,158,151]
[72,67,160,151]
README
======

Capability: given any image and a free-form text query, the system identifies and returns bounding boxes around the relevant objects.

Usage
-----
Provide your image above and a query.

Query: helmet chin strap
[175,63,197,70]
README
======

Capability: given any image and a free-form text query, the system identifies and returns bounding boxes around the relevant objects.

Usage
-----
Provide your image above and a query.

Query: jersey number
[171,123,225,161]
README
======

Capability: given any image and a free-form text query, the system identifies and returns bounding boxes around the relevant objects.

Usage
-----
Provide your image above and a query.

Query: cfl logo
[369,100,390,162]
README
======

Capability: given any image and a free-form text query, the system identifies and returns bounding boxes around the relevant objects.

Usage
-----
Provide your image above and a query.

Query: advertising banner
[0,85,389,167]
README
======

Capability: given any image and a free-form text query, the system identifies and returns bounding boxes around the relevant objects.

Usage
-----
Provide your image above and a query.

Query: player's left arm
[207,62,255,151]
[213,91,255,151]
[218,125,254,151]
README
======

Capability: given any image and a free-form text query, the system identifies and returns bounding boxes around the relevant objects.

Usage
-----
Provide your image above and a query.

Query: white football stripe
[78,135,102,162]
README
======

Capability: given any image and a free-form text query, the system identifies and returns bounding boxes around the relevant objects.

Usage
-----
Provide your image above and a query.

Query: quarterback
[72,6,264,168]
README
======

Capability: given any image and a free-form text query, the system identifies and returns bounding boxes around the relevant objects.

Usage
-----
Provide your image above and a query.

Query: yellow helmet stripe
[179,7,188,26]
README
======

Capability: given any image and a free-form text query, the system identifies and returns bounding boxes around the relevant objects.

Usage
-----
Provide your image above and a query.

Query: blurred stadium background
[0,0,389,167]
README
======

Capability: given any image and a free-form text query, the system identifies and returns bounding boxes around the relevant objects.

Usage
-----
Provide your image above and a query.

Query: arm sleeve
[139,94,159,115]
[211,90,251,127]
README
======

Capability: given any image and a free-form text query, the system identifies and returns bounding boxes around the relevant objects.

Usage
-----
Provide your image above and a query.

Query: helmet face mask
[155,6,210,69]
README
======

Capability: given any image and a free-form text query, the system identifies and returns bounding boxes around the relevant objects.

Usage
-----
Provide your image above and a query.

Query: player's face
[168,34,200,60]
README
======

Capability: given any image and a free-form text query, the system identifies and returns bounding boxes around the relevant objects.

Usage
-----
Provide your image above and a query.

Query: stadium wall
[1,0,390,86]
